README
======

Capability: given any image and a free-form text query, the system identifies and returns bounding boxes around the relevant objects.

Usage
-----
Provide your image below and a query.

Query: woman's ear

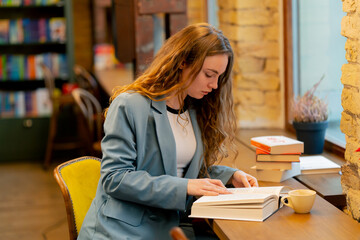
[179,61,186,69]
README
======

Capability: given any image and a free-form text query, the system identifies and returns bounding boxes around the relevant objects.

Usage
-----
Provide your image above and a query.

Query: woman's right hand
[187,178,231,197]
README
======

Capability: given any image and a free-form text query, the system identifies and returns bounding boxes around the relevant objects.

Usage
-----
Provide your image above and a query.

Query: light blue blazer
[78,93,237,240]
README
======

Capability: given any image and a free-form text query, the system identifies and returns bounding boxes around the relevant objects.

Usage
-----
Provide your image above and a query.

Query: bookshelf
[0,0,74,161]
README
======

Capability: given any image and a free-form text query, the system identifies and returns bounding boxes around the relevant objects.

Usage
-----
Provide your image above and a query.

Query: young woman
[78,23,258,240]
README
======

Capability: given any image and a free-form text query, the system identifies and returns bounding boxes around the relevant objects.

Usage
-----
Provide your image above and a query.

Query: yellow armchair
[53,156,101,240]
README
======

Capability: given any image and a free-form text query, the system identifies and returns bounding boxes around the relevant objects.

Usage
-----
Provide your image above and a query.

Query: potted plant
[292,76,328,155]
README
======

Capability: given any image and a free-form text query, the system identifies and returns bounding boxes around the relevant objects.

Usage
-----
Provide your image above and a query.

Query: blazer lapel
[184,108,203,179]
[151,99,177,176]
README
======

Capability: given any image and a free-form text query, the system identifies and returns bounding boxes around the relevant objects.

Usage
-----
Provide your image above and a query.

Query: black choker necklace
[166,105,187,114]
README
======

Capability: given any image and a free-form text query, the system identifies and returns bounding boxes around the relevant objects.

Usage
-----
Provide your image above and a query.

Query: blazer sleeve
[100,94,189,211]
[208,165,238,185]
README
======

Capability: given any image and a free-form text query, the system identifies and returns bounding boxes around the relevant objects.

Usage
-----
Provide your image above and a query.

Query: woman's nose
[209,79,218,89]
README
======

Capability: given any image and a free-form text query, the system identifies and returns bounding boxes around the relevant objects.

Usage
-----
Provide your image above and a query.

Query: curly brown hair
[105,23,237,175]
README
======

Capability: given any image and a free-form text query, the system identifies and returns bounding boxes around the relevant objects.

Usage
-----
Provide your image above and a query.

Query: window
[291,0,346,148]
[207,0,219,27]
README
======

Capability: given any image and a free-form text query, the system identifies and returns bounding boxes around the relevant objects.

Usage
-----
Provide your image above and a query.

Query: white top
[167,107,196,177]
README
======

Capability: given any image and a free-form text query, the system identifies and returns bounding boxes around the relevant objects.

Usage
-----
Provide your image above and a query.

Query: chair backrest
[71,88,103,143]
[53,156,101,240]
[73,65,101,100]
[170,227,189,240]
[40,62,56,101]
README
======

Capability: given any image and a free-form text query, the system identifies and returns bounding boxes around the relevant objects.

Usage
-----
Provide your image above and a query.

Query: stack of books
[249,136,304,182]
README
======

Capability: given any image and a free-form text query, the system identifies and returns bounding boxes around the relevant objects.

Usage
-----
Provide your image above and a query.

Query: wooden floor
[0,159,69,240]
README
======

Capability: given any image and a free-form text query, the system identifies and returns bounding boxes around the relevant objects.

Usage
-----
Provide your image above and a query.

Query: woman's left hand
[230,170,259,188]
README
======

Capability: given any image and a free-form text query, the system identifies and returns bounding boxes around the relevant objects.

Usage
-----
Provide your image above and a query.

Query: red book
[27,55,36,80]
[250,136,304,154]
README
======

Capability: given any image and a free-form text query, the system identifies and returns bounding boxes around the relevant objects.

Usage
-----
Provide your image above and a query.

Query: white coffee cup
[281,189,316,214]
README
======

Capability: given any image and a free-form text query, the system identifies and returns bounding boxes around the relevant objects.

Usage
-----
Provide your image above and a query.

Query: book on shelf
[189,186,287,222]
[49,17,66,42]
[0,53,67,81]
[36,88,52,116]
[0,20,9,44]
[300,155,341,175]
[249,163,301,182]
[251,136,304,154]
[0,88,51,118]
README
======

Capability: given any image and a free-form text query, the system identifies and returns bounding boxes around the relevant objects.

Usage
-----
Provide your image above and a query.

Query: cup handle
[281,195,294,209]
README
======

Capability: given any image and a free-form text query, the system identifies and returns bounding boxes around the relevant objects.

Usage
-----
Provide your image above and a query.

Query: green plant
[292,76,328,123]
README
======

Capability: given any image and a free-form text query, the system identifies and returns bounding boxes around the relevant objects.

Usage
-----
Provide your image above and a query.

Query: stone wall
[187,0,207,24]
[340,0,360,222]
[217,0,284,128]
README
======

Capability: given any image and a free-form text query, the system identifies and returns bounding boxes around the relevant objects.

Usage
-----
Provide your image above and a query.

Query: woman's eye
[205,73,214,78]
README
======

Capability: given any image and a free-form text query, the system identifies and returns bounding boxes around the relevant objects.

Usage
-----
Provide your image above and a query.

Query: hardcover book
[249,163,301,182]
[255,148,301,155]
[256,154,300,162]
[300,156,341,175]
[255,161,295,170]
[251,136,304,154]
[189,186,286,222]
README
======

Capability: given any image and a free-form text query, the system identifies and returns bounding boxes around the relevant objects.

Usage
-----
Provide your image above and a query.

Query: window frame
[282,0,345,158]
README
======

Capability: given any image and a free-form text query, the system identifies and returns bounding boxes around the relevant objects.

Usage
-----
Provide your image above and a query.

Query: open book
[189,186,287,222]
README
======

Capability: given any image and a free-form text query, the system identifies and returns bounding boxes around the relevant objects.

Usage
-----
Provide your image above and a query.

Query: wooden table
[95,68,134,96]
[209,129,360,239]
[236,128,346,209]
[210,178,360,240]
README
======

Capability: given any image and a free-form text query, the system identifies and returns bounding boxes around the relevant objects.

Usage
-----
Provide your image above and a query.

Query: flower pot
[293,121,328,155]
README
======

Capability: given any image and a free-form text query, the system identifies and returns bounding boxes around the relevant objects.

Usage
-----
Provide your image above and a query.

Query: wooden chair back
[170,227,189,240]
[40,63,85,168]
[73,65,101,100]
[53,156,101,240]
[40,63,56,101]
[71,88,103,156]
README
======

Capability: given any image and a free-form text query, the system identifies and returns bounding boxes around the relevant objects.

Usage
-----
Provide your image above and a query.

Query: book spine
[251,140,272,153]
[35,54,44,79]
[27,55,36,80]
[18,55,24,80]
[38,18,46,43]
[256,154,300,162]
[2,55,7,80]
[0,19,10,44]
[256,148,302,155]
[255,161,293,170]
[0,54,2,81]
[25,91,32,116]
[16,19,23,43]
[9,19,18,44]
[256,148,271,155]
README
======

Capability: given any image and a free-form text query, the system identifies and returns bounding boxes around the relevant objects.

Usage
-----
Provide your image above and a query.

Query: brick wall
[217,0,284,128]
[187,0,207,24]
[340,0,360,222]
